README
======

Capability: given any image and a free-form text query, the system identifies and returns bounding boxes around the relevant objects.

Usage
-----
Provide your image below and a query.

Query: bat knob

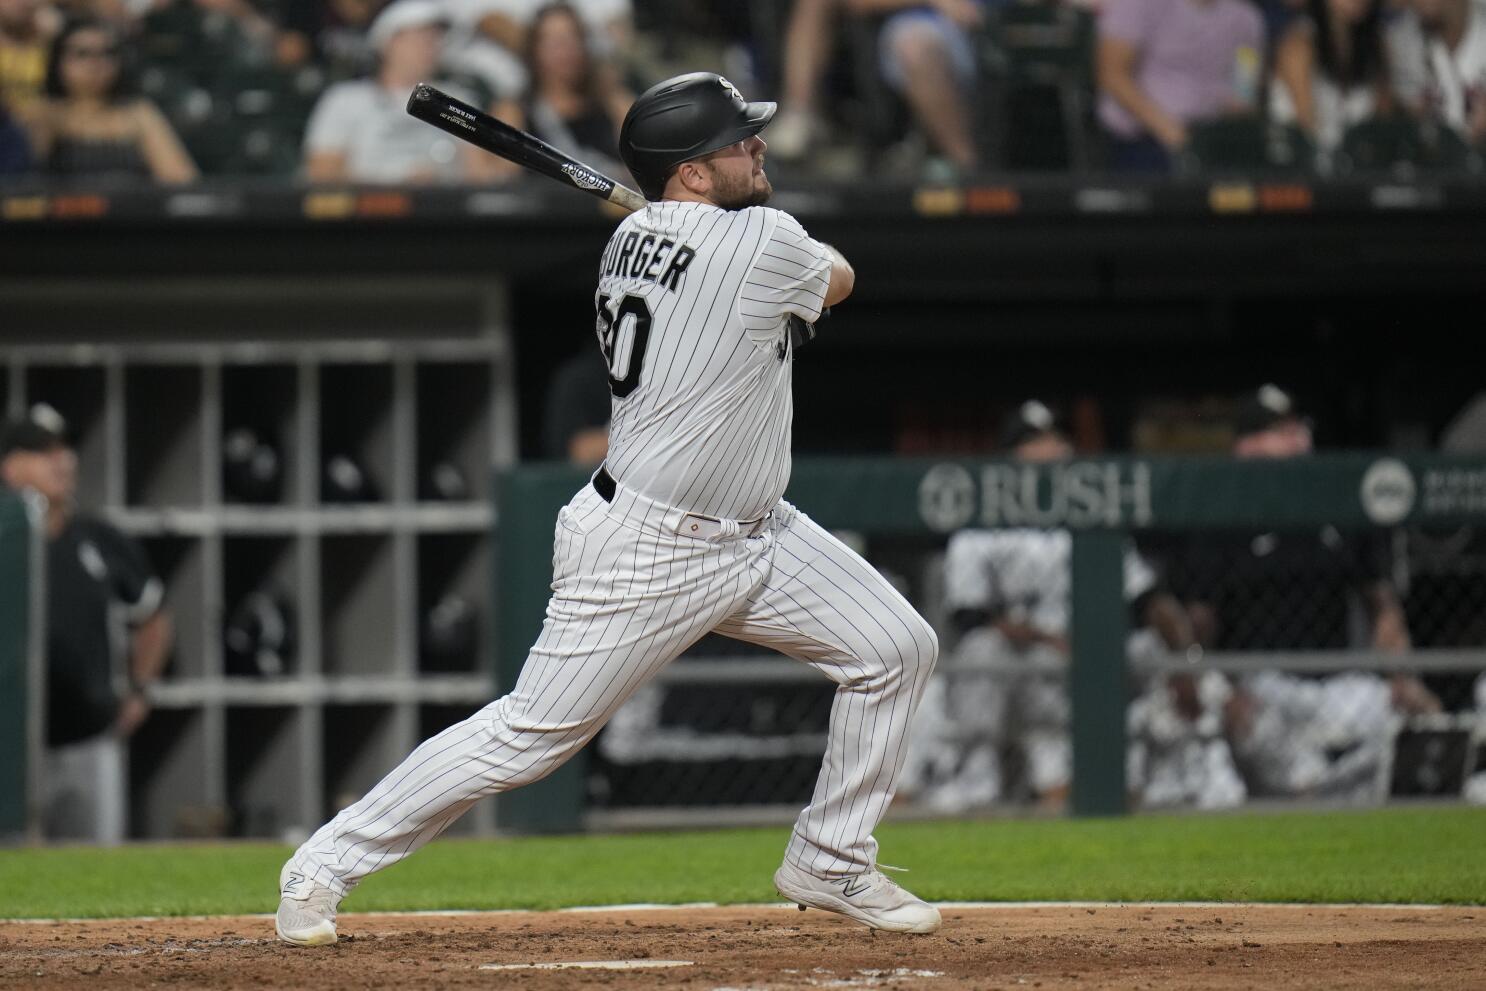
[407,82,435,112]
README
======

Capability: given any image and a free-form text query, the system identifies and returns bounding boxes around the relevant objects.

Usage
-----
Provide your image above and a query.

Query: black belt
[592,465,769,538]
[594,466,616,502]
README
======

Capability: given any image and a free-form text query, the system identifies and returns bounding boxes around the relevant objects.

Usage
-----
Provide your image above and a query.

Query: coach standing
[1168,385,1439,798]
[0,405,172,844]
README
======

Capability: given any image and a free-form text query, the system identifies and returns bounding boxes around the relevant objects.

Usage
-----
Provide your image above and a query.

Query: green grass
[2,807,1483,919]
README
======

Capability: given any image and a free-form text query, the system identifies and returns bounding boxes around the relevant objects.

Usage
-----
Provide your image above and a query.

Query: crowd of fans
[1,0,1483,183]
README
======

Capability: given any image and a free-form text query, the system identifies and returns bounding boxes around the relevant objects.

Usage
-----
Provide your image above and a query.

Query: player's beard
[707,159,772,210]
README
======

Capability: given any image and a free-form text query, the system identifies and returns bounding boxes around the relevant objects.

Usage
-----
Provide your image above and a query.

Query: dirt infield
[2,904,1481,990]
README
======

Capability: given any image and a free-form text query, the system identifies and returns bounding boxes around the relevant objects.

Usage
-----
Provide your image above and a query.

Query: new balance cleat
[275,865,340,946]
[774,860,941,934]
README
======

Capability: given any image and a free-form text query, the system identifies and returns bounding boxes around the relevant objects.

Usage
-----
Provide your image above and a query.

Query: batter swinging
[276,72,941,944]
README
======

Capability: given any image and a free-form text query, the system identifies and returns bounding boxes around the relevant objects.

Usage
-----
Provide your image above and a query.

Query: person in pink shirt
[1097,0,1267,170]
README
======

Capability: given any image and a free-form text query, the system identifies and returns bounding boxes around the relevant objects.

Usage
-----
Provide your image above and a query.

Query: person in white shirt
[302,0,499,183]
[907,401,1206,812]
[1388,0,1486,143]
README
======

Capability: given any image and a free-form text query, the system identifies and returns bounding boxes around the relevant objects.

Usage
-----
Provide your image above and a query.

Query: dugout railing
[0,488,47,840]
[496,454,1486,831]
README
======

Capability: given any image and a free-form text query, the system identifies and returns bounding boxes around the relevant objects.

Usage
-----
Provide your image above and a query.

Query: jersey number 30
[595,294,652,399]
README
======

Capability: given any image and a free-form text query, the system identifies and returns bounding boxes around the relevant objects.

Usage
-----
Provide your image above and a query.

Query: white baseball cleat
[774,860,941,934]
[275,864,340,946]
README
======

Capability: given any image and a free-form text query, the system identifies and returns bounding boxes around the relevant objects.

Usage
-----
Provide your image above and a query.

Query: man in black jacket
[1,404,172,842]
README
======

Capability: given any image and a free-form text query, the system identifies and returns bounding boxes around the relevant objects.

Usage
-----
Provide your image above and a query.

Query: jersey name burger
[600,230,696,292]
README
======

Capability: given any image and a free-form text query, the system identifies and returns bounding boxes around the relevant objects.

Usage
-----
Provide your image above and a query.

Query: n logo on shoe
[285,873,304,890]
[835,877,871,899]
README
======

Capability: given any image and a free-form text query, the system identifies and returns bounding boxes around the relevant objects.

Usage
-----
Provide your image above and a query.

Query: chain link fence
[584,521,1486,822]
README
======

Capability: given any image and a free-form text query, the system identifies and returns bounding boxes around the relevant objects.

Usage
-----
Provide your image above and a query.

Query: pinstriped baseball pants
[289,479,938,897]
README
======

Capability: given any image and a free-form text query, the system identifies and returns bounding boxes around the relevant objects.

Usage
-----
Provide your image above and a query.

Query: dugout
[3,176,1485,839]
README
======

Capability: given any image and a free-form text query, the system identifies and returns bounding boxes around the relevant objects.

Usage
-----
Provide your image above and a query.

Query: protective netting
[587,522,1486,819]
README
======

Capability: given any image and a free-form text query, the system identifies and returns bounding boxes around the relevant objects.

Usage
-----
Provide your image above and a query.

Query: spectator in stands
[443,0,529,100]
[1,405,173,844]
[29,17,197,182]
[861,0,983,174]
[770,0,984,170]
[1271,0,1394,152]
[1096,0,1266,171]
[906,400,1218,812]
[1169,384,1440,799]
[274,0,386,77]
[1252,0,1307,46]
[571,0,632,63]
[492,3,631,179]
[769,0,840,162]
[303,0,495,183]
[443,0,631,104]
[542,346,610,463]
[0,99,30,170]
[0,0,56,120]
[1387,0,1486,144]
[190,0,279,46]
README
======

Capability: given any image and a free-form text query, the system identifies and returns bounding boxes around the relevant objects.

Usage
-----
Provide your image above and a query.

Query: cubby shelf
[3,338,509,840]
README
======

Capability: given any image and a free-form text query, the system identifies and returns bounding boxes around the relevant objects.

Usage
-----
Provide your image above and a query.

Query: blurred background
[1,0,1484,846]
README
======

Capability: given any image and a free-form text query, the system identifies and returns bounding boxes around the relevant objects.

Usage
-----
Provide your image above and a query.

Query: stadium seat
[136,2,206,68]
[138,63,195,111]
[979,3,1096,170]
[1335,117,1483,176]
[844,16,911,170]
[1177,117,1316,175]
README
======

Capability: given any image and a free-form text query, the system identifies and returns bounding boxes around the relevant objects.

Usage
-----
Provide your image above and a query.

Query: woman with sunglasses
[34,18,196,183]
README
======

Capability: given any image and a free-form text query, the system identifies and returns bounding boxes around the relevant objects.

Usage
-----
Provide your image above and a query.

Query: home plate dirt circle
[2,903,1482,990]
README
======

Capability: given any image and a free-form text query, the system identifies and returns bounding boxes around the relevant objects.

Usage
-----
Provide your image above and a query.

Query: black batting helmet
[619,72,776,201]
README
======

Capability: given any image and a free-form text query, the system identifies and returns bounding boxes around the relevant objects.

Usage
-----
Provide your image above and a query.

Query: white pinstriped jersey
[944,529,1157,634]
[596,200,832,520]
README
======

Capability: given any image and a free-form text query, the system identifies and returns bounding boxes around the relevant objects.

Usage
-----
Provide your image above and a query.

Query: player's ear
[677,160,710,196]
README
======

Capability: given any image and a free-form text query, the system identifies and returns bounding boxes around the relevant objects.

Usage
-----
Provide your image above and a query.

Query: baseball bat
[406,83,647,213]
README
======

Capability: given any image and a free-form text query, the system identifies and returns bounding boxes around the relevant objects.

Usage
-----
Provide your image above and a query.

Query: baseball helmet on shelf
[619,72,776,201]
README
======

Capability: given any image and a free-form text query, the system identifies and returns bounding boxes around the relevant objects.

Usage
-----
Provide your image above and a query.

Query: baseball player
[910,402,1201,810]
[277,72,941,945]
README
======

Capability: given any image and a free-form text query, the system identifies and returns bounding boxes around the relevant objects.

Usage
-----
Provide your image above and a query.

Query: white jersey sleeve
[738,209,832,345]
[1122,546,1157,603]
[943,531,1003,614]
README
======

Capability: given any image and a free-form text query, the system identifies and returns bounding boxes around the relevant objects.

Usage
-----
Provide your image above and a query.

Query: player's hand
[1372,609,1411,652]
[1154,119,1189,151]
[114,691,151,739]
[1389,674,1441,715]
[1168,673,1202,722]
[1468,97,1486,145]
[1222,690,1256,740]
[786,314,816,348]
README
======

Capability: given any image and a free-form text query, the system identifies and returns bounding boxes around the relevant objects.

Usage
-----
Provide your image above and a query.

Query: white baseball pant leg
[287,488,937,896]
[287,483,763,896]
[714,501,939,878]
